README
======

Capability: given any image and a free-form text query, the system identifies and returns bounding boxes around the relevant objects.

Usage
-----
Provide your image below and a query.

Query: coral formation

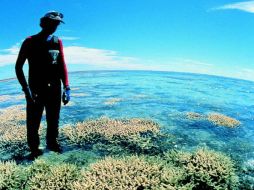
[0,125,29,159]
[72,156,190,190]
[186,112,204,120]
[164,148,239,190]
[0,146,240,189]
[0,116,242,189]
[62,117,169,155]
[26,159,80,190]
[0,105,26,127]
[0,161,27,190]
[62,117,159,145]
[240,159,254,190]
[207,113,241,128]
[185,111,241,128]
[0,105,46,159]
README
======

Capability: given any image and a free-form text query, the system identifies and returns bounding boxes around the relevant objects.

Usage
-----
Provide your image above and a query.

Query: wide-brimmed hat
[42,11,64,23]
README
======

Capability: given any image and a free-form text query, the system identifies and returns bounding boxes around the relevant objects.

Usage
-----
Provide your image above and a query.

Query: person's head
[40,11,64,34]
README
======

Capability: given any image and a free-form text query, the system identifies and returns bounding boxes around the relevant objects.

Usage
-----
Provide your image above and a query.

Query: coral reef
[26,159,80,190]
[0,105,46,159]
[207,113,241,128]
[0,146,240,189]
[186,112,204,120]
[63,117,159,143]
[0,116,242,189]
[0,125,29,159]
[0,161,27,190]
[164,148,239,190]
[72,155,190,190]
[239,159,254,190]
[62,117,170,155]
[185,111,241,128]
[0,105,26,127]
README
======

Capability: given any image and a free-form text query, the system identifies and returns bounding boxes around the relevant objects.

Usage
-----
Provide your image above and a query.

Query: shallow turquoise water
[1,70,254,161]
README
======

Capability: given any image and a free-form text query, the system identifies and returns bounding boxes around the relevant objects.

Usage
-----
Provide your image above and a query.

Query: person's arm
[15,38,29,89]
[58,39,69,88]
[15,37,34,103]
[58,38,70,105]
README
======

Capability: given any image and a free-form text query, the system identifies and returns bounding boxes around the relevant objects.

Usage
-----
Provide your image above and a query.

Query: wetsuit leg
[26,101,44,152]
[45,84,61,146]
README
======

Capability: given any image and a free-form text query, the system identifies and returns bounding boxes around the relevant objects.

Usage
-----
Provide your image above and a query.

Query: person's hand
[23,86,35,104]
[62,86,70,105]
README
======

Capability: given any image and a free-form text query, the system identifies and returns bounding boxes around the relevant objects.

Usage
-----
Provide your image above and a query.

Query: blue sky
[1,0,254,81]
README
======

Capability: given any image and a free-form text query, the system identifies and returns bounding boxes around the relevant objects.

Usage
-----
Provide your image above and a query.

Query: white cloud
[0,44,139,68]
[0,54,17,66]
[235,68,254,81]
[0,44,20,65]
[64,46,139,67]
[214,1,254,13]
[141,58,214,74]
[1,43,254,81]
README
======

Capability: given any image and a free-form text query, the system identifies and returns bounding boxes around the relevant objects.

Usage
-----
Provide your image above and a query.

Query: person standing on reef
[15,11,70,159]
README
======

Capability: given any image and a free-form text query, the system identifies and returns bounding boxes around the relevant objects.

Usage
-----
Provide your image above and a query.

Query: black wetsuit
[15,33,69,152]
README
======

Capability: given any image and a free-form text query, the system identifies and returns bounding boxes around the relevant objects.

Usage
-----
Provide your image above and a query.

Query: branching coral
[183,148,239,190]
[0,114,242,189]
[0,105,26,128]
[0,161,27,190]
[207,113,241,128]
[64,117,159,141]
[62,117,159,144]
[0,124,45,159]
[0,125,29,159]
[239,159,254,190]
[25,159,80,190]
[0,105,47,159]
[62,117,170,155]
[72,156,188,190]
[162,148,239,189]
[0,148,241,190]
[162,149,192,167]
[185,111,241,128]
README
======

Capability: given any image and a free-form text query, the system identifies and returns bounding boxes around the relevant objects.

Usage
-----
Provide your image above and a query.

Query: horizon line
[1,69,254,83]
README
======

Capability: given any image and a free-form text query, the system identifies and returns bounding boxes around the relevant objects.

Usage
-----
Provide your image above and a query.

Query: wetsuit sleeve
[58,39,69,87]
[15,38,30,89]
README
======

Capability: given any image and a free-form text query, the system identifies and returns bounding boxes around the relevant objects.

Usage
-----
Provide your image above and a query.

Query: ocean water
[1,70,254,161]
